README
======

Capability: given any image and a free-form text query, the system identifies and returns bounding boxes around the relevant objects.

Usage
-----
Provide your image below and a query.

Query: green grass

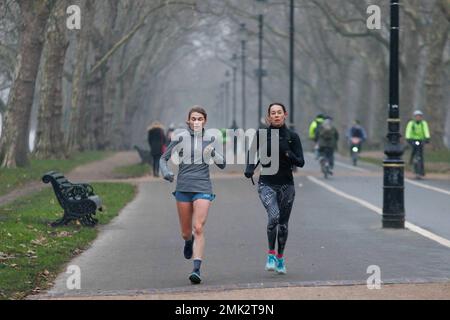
[360,156,383,167]
[426,149,450,163]
[113,163,150,179]
[361,148,450,173]
[0,182,136,300]
[0,151,112,197]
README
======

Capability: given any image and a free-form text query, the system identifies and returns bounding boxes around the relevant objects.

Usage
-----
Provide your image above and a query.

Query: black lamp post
[219,83,225,127]
[231,54,238,129]
[225,70,230,128]
[256,0,268,128]
[289,0,295,131]
[240,23,248,129]
[382,0,405,229]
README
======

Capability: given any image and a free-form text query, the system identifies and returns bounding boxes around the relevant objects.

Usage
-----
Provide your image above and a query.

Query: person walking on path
[147,121,167,177]
[244,103,305,275]
[160,106,226,284]
[317,117,339,174]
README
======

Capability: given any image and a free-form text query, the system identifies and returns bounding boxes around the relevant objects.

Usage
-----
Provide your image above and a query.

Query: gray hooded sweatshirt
[159,127,226,194]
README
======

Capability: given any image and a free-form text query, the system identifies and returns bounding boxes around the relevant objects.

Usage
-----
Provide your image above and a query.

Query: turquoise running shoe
[275,257,287,274]
[265,254,277,271]
[189,271,201,285]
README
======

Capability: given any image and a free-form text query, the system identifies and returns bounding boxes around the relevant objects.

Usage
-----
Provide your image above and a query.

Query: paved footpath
[34,154,450,300]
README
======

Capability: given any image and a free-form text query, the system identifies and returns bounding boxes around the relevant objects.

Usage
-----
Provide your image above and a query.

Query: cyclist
[317,118,339,175]
[405,110,430,178]
[308,114,326,159]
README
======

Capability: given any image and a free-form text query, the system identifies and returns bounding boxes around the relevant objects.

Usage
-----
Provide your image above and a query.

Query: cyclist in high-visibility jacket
[405,110,430,177]
[308,114,326,158]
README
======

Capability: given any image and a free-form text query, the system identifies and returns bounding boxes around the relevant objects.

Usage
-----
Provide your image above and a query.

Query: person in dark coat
[147,121,166,177]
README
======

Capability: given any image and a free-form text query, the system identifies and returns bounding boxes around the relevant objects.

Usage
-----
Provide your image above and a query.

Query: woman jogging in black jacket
[245,103,305,274]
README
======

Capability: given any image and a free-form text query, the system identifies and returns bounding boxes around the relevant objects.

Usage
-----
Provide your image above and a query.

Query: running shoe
[189,271,201,284]
[184,234,194,260]
[275,257,287,274]
[265,254,277,272]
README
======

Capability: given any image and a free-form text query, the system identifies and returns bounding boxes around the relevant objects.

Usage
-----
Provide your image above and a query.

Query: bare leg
[192,199,211,260]
[176,201,194,240]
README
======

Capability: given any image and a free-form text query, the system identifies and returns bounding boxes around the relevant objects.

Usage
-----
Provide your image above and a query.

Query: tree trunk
[424,4,449,150]
[34,0,68,159]
[66,0,94,153]
[0,0,54,168]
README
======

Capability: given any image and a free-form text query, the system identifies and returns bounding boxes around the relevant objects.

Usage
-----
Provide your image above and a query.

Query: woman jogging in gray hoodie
[160,106,226,284]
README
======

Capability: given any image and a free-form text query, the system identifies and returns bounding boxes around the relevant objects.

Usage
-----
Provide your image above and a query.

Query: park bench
[42,171,102,227]
[134,145,153,165]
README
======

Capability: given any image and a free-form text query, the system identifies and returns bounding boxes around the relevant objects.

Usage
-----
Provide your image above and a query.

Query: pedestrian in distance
[317,117,339,174]
[244,103,305,275]
[147,121,167,177]
[160,106,226,284]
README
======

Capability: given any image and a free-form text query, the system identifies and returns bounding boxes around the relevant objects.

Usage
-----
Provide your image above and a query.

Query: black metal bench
[134,145,153,165]
[42,171,103,227]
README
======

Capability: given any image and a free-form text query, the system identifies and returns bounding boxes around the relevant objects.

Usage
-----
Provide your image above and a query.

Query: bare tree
[0,0,55,167]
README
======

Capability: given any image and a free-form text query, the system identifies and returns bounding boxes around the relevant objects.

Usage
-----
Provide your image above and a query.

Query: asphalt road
[45,153,450,297]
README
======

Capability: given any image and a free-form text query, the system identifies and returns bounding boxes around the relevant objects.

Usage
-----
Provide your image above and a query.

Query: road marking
[305,152,371,173]
[307,176,450,249]
[308,152,450,196]
[334,160,370,173]
[405,179,450,197]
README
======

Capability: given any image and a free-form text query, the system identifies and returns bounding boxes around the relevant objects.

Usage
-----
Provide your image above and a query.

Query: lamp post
[239,23,248,129]
[382,0,405,229]
[218,84,225,128]
[225,71,230,128]
[231,54,238,129]
[289,0,295,131]
[256,0,268,128]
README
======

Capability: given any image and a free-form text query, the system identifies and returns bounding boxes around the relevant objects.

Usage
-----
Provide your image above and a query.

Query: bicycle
[319,148,333,179]
[411,140,425,179]
[350,137,362,166]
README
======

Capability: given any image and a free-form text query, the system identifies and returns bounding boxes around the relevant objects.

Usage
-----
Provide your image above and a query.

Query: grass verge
[360,149,450,173]
[0,151,112,198]
[113,163,150,179]
[0,182,136,300]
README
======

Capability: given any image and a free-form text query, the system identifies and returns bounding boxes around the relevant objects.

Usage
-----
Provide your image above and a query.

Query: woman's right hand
[163,172,175,182]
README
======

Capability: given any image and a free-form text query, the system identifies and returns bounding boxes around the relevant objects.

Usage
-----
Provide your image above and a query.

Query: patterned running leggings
[257,182,296,255]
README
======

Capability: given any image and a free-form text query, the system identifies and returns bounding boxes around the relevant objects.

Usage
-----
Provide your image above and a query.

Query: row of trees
[0,0,210,167]
[0,0,448,168]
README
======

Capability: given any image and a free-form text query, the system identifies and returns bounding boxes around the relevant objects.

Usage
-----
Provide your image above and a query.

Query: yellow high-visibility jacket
[405,120,430,141]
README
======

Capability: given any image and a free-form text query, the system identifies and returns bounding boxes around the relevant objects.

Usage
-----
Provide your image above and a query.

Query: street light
[224,70,230,128]
[239,23,248,129]
[256,0,268,128]
[383,0,405,229]
[218,84,225,128]
[231,54,238,129]
[289,0,295,131]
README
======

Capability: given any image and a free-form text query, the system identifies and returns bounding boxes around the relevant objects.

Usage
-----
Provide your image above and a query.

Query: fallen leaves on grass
[0,252,15,261]
[26,250,38,259]
[31,236,47,246]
